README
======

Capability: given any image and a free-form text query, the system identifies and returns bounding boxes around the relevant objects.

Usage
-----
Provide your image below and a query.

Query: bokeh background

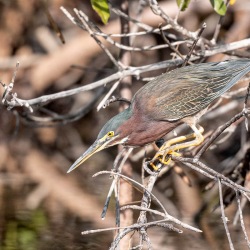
[0,0,250,249]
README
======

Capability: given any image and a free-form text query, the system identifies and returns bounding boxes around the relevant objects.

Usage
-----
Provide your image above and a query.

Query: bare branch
[2,37,250,112]
[218,178,235,250]
[172,156,250,194]
[235,191,250,248]
[195,109,250,159]
[148,0,197,40]
[182,23,206,66]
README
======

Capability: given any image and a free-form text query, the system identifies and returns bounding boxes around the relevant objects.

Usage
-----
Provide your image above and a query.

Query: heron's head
[67,109,131,173]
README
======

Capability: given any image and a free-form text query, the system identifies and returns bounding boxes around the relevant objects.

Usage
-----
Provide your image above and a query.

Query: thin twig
[159,24,186,61]
[93,170,202,232]
[102,96,131,109]
[182,23,206,67]
[21,88,104,126]
[74,9,121,69]
[1,62,33,112]
[2,38,250,110]
[93,170,168,216]
[121,205,168,218]
[109,219,182,250]
[195,109,250,159]
[64,7,183,52]
[218,178,235,250]
[81,219,182,236]
[101,147,130,220]
[235,191,250,248]
[115,147,134,227]
[148,0,198,41]
[11,61,19,84]
[211,0,228,46]
[137,165,160,247]
[111,7,171,37]
[243,82,250,131]
[244,82,250,107]
[97,79,121,111]
[172,156,250,194]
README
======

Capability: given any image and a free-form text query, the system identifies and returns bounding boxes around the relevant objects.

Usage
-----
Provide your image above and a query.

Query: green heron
[68,59,250,173]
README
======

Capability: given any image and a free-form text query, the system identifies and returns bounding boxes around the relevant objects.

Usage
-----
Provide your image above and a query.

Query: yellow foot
[150,162,160,171]
[150,150,181,171]
[159,151,181,164]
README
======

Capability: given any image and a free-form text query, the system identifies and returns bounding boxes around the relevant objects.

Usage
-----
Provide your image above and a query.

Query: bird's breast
[121,116,182,147]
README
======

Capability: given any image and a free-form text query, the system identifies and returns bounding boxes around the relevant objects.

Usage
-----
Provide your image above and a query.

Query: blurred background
[0,0,250,249]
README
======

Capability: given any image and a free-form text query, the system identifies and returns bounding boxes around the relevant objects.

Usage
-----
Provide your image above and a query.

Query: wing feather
[133,60,250,121]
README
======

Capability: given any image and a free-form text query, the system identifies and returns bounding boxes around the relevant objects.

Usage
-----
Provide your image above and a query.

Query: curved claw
[158,150,181,164]
[150,124,204,170]
[150,150,181,171]
[150,162,160,171]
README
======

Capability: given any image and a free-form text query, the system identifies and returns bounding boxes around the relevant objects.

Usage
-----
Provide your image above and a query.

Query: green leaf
[91,0,110,24]
[176,0,191,11]
[210,0,227,16]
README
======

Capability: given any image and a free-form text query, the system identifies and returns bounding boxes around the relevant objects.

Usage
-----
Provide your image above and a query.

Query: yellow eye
[107,131,114,137]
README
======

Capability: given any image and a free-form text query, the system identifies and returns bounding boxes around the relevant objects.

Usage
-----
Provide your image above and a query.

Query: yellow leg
[152,125,204,168]
[167,124,204,152]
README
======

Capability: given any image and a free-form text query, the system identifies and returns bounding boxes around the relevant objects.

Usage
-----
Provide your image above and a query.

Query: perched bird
[68,59,250,173]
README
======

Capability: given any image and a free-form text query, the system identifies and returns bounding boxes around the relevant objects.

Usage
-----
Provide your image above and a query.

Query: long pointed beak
[67,140,106,173]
